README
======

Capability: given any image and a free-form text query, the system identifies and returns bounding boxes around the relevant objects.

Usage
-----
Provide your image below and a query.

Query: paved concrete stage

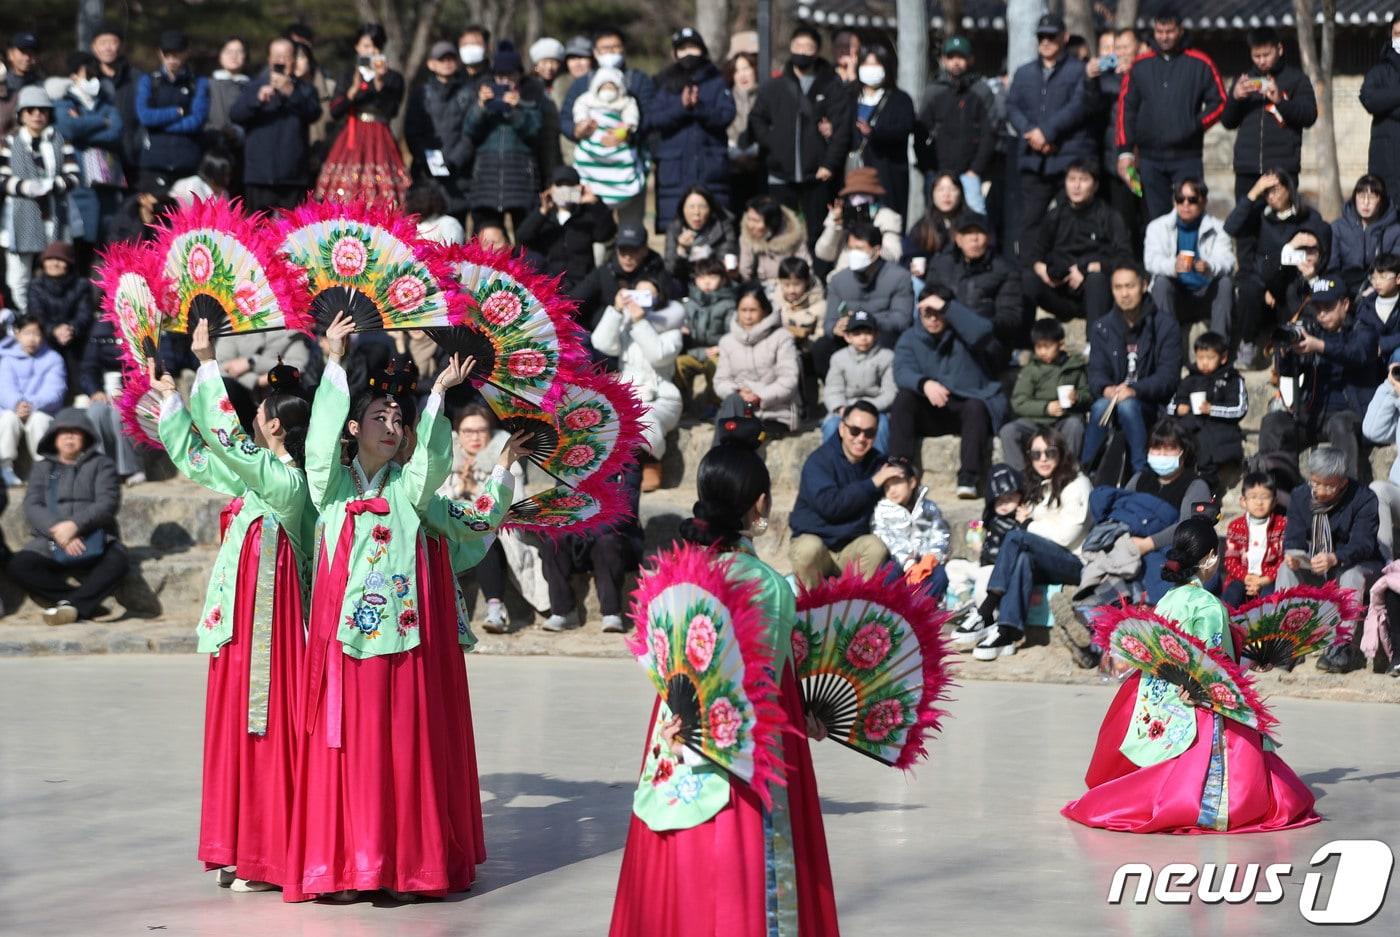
[2,656,1397,937]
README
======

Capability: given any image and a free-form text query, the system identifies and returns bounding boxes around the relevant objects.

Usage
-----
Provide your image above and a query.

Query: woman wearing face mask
[650,28,737,232]
[663,184,737,281]
[315,23,410,209]
[1124,419,1215,604]
[55,52,124,262]
[1063,515,1320,834]
[848,45,915,223]
[814,166,903,272]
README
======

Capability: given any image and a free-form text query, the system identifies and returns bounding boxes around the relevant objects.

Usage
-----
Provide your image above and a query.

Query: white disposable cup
[1280,376,1295,408]
[1190,391,1207,413]
[1056,384,1074,408]
[723,253,739,271]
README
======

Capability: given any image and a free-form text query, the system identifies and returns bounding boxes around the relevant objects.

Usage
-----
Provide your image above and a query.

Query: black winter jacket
[1087,297,1182,407]
[1361,45,1400,189]
[650,59,737,228]
[403,75,473,211]
[1224,194,1332,279]
[748,59,853,183]
[26,272,95,343]
[1032,196,1131,276]
[1006,53,1094,175]
[852,86,915,221]
[229,70,322,187]
[1220,61,1317,176]
[516,201,618,292]
[79,316,124,396]
[926,249,1021,362]
[915,70,995,176]
[1116,39,1225,160]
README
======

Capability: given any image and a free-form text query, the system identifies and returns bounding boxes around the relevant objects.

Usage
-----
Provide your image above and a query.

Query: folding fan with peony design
[427,241,588,410]
[277,201,462,333]
[503,480,632,540]
[1092,603,1278,735]
[1228,583,1361,668]
[626,544,787,805]
[480,372,644,488]
[95,241,166,377]
[793,569,954,769]
[156,197,311,336]
[115,371,166,451]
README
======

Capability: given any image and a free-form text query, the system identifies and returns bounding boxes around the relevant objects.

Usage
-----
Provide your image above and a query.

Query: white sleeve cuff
[423,391,443,420]
[192,359,221,393]
[158,392,185,421]
[324,358,349,395]
[490,464,510,485]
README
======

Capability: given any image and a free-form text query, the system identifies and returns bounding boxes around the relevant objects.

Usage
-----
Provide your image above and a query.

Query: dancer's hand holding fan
[1092,604,1278,736]
[504,481,632,539]
[427,241,587,410]
[626,543,787,806]
[793,568,955,769]
[1227,583,1361,669]
[156,196,311,336]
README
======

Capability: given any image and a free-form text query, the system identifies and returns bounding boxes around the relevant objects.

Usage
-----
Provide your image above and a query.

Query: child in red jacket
[1222,471,1287,608]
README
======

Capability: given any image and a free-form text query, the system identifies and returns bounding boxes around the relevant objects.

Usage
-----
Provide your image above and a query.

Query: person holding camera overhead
[314,23,409,209]
[1257,277,1377,480]
[230,37,322,213]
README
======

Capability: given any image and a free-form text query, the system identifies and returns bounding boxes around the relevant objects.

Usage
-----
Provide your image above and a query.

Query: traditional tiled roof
[796,0,1395,33]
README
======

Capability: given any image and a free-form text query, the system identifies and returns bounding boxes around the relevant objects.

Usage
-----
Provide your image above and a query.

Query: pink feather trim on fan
[1228,581,1363,648]
[154,195,314,334]
[626,543,789,808]
[1090,601,1279,737]
[558,369,649,487]
[116,368,165,451]
[501,478,633,542]
[93,239,169,381]
[796,565,957,771]
[426,239,589,410]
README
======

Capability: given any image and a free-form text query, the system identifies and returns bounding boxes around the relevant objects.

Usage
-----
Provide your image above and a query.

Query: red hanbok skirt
[282,537,484,901]
[1061,673,1320,834]
[198,520,306,886]
[313,116,409,210]
[608,664,840,936]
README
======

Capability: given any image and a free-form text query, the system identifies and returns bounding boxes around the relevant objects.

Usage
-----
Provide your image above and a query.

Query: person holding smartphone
[1221,27,1318,203]
[314,22,408,209]
[230,37,322,212]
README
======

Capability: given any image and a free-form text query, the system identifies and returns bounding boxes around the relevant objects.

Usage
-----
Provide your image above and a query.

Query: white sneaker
[481,599,508,634]
[542,611,579,632]
[950,610,988,648]
[43,603,79,626]
[216,867,237,888]
[972,625,1021,661]
[124,471,147,486]
[230,878,276,893]
[601,614,626,633]
[956,485,978,499]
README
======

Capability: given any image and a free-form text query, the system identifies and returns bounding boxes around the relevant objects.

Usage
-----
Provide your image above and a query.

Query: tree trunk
[1063,0,1095,43]
[1294,0,1343,216]
[898,0,929,221]
[941,0,965,36]
[697,0,730,66]
[525,0,544,49]
[77,0,105,50]
[1116,0,1139,29]
[1006,0,1040,74]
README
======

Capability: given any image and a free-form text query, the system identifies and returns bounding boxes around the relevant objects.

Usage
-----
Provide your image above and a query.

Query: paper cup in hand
[723,253,739,271]
[1056,384,1075,408]
[1280,376,1295,408]
[1190,391,1207,413]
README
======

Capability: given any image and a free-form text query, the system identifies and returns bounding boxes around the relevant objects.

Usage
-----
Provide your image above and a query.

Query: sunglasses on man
[842,422,877,439]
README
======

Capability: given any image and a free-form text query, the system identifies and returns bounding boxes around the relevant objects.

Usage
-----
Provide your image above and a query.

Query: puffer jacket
[825,259,916,349]
[713,310,800,429]
[0,344,66,413]
[768,276,827,343]
[1328,198,1400,292]
[681,282,736,348]
[464,89,542,213]
[873,485,952,567]
[737,205,810,282]
[1116,37,1225,160]
[590,301,686,403]
[823,343,895,413]
[21,409,121,554]
[26,272,95,343]
[650,58,736,228]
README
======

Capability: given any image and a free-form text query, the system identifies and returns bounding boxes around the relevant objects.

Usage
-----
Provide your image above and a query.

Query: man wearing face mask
[1257,277,1377,479]
[404,41,473,216]
[560,27,655,144]
[748,26,854,256]
[456,25,492,89]
[1361,19,1400,201]
[517,165,617,291]
[823,221,915,360]
[55,52,124,256]
[649,28,736,231]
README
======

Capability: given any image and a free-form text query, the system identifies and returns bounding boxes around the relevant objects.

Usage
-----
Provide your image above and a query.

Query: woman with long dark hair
[314,23,410,208]
[901,170,965,273]
[723,51,765,216]
[849,44,915,222]
[609,424,839,935]
[1063,515,1320,833]
[953,427,1092,661]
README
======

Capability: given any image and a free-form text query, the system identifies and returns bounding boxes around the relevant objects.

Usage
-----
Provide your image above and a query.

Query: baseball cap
[615,225,648,249]
[1308,276,1347,306]
[954,212,991,234]
[430,40,456,60]
[847,309,877,332]
[1036,13,1066,36]
[565,36,593,60]
[671,27,707,54]
[550,165,581,186]
[158,30,189,53]
[943,36,972,58]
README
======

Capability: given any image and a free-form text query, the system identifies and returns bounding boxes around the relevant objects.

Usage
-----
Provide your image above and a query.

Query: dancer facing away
[1062,516,1319,833]
[610,422,840,936]
[284,312,517,902]
[153,319,314,892]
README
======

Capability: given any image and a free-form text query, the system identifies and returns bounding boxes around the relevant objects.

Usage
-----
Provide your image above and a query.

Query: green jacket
[1008,351,1089,424]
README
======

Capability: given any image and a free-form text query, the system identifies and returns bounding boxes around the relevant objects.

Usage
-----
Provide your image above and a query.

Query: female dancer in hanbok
[283,313,518,902]
[1062,516,1320,834]
[153,320,313,891]
[609,424,840,936]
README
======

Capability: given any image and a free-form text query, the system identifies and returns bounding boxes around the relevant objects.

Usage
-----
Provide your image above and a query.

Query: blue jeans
[882,560,949,601]
[985,528,1083,630]
[821,410,891,454]
[1081,395,1152,475]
